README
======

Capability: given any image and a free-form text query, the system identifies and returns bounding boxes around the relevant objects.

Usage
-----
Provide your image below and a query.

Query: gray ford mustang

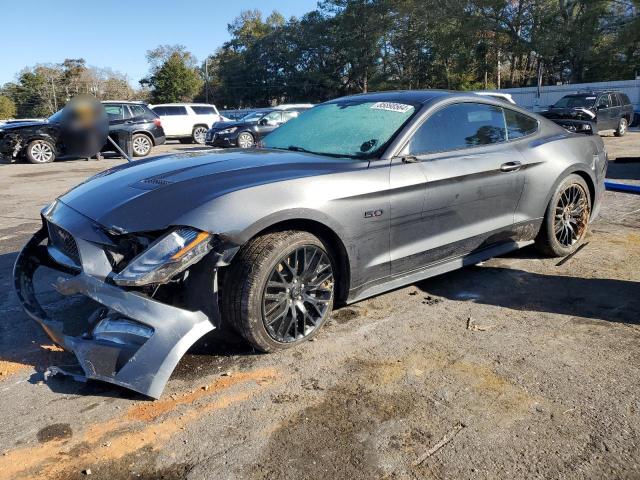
[14,90,607,398]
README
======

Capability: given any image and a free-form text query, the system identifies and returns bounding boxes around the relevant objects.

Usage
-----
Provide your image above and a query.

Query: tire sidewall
[26,140,55,164]
[243,232,335,352]
[543,174,591,256]
[615,117,627,137]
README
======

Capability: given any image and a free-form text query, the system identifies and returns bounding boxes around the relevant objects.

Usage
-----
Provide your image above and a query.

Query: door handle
[500,161,522,172]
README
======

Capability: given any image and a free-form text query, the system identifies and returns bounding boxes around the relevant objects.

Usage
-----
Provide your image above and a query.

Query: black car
[102,101,166,157]
[206,109,305,148]
[542,91,634,136]
[0,101,165,164]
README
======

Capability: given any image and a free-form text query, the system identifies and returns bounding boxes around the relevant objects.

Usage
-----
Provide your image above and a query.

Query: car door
[595,94,613,130]
[609,93,622,128]
[389,102,525,275]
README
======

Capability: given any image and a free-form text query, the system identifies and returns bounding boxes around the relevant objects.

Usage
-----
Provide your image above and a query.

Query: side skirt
[347,240,533,304]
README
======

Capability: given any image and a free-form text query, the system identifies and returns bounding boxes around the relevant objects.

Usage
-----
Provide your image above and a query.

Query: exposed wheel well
[573,170,595,211]
[249,219,351,305]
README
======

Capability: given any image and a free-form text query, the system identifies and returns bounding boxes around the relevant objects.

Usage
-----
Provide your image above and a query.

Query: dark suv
[0,101,165,163]
[542,91,634,136]
[102,101,166,156]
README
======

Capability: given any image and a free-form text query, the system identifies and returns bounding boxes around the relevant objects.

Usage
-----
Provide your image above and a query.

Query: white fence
[485,79,640,112]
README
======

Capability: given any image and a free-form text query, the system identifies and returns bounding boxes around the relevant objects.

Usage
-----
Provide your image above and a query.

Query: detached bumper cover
[14,221,217,399]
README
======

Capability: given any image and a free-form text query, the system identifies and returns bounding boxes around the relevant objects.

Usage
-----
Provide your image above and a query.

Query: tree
[0,95,16,119]
[141,45,203,103]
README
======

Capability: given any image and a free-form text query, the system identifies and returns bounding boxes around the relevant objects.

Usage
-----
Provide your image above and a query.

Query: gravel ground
[0,135,638,480]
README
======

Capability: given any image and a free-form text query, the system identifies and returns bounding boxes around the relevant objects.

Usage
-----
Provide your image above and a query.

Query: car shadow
[416,262,639,325]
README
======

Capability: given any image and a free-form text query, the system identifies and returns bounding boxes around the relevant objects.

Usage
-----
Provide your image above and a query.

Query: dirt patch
[0,368,280,480]
[37,423,73,443]
[52,446,192,480]
[127,370,277,422]
[332,307,360,324]
[251,361,420,480]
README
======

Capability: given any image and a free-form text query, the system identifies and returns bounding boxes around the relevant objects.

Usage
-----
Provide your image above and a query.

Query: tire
[535,174,591,257]
[221,230,336,352]
[614,117,628,137]
[192,126,208,145]
[131,134,152,157]
[237,132,255,149]
[25,139,56,164]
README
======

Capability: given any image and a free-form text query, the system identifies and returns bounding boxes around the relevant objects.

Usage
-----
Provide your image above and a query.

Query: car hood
[0,120,49,131]
[58,149,359,233]
[541,108,596,121]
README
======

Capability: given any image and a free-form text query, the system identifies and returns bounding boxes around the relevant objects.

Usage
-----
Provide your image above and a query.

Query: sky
[0,0,320,86]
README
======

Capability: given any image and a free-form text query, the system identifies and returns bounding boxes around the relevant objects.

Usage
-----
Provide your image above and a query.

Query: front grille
[47,221,81,266]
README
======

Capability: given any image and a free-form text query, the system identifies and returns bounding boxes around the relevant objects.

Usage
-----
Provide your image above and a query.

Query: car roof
[101,100,147,104]
[151,103,217,107]
[326,90,454,105]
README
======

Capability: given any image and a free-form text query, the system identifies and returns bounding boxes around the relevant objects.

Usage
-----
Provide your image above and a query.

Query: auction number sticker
[371,102,413,113]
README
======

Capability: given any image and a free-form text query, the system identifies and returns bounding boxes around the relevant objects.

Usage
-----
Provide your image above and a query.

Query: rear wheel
[614,117,628,137]
[221,231,335,352]
[237,132,255,149]
[25,140,55,164]
[535,174,591,257]
[132,134,152,157]
[192,126,208,145]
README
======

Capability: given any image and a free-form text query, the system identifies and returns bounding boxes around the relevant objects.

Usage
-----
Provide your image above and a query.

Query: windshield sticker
[371,102,413,113]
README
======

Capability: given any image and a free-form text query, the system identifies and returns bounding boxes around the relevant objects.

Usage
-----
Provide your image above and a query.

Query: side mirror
[259,118,267,126]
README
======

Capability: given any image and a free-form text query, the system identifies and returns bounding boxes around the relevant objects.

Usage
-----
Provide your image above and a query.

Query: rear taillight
[154,118,162,127]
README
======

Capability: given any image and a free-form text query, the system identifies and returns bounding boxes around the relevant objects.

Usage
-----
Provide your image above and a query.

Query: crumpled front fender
[13,226,217,399]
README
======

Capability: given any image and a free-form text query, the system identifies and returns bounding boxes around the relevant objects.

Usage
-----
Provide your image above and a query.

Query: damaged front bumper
[13,203,220,399]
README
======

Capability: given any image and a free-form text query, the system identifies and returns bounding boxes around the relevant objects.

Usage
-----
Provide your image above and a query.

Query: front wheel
[535,174,591,257]
[221,231,336,352]
[237,132,255,149]
[614,117,628,137]
[25,140,56,164]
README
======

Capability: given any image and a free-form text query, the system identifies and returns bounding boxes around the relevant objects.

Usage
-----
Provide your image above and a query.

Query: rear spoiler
[551,119,596,135]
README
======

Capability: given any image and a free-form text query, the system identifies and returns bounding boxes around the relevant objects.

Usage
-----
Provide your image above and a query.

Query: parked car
[14,90,606,398]
[206,107,308,148]
[0,102,164,163]
[150,103,222,145]
[542,91,634,136]
[102,101,166,157]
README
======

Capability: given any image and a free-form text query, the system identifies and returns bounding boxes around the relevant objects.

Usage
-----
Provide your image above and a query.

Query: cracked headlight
[112,227,212,286]
[218,127,238,135]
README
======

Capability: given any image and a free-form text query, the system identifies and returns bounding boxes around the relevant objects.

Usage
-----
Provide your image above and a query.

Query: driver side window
[597,96,610,109]
[263,111,282,124]
[407,103,507,155]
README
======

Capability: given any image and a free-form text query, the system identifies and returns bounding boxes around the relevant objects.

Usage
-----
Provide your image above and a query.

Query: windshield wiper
[286,145,315,153]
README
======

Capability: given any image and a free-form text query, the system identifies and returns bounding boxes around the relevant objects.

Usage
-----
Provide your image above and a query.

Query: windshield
[262,101,417,158]
[48,109,65,123]
[553,96,596,109]
[241,111,268,122]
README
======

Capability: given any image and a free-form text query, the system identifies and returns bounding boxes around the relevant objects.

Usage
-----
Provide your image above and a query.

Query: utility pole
[205,58,209,104]
[50,76,58,112]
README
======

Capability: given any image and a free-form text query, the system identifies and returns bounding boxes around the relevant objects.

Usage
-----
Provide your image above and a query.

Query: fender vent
[47,221,81,266]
